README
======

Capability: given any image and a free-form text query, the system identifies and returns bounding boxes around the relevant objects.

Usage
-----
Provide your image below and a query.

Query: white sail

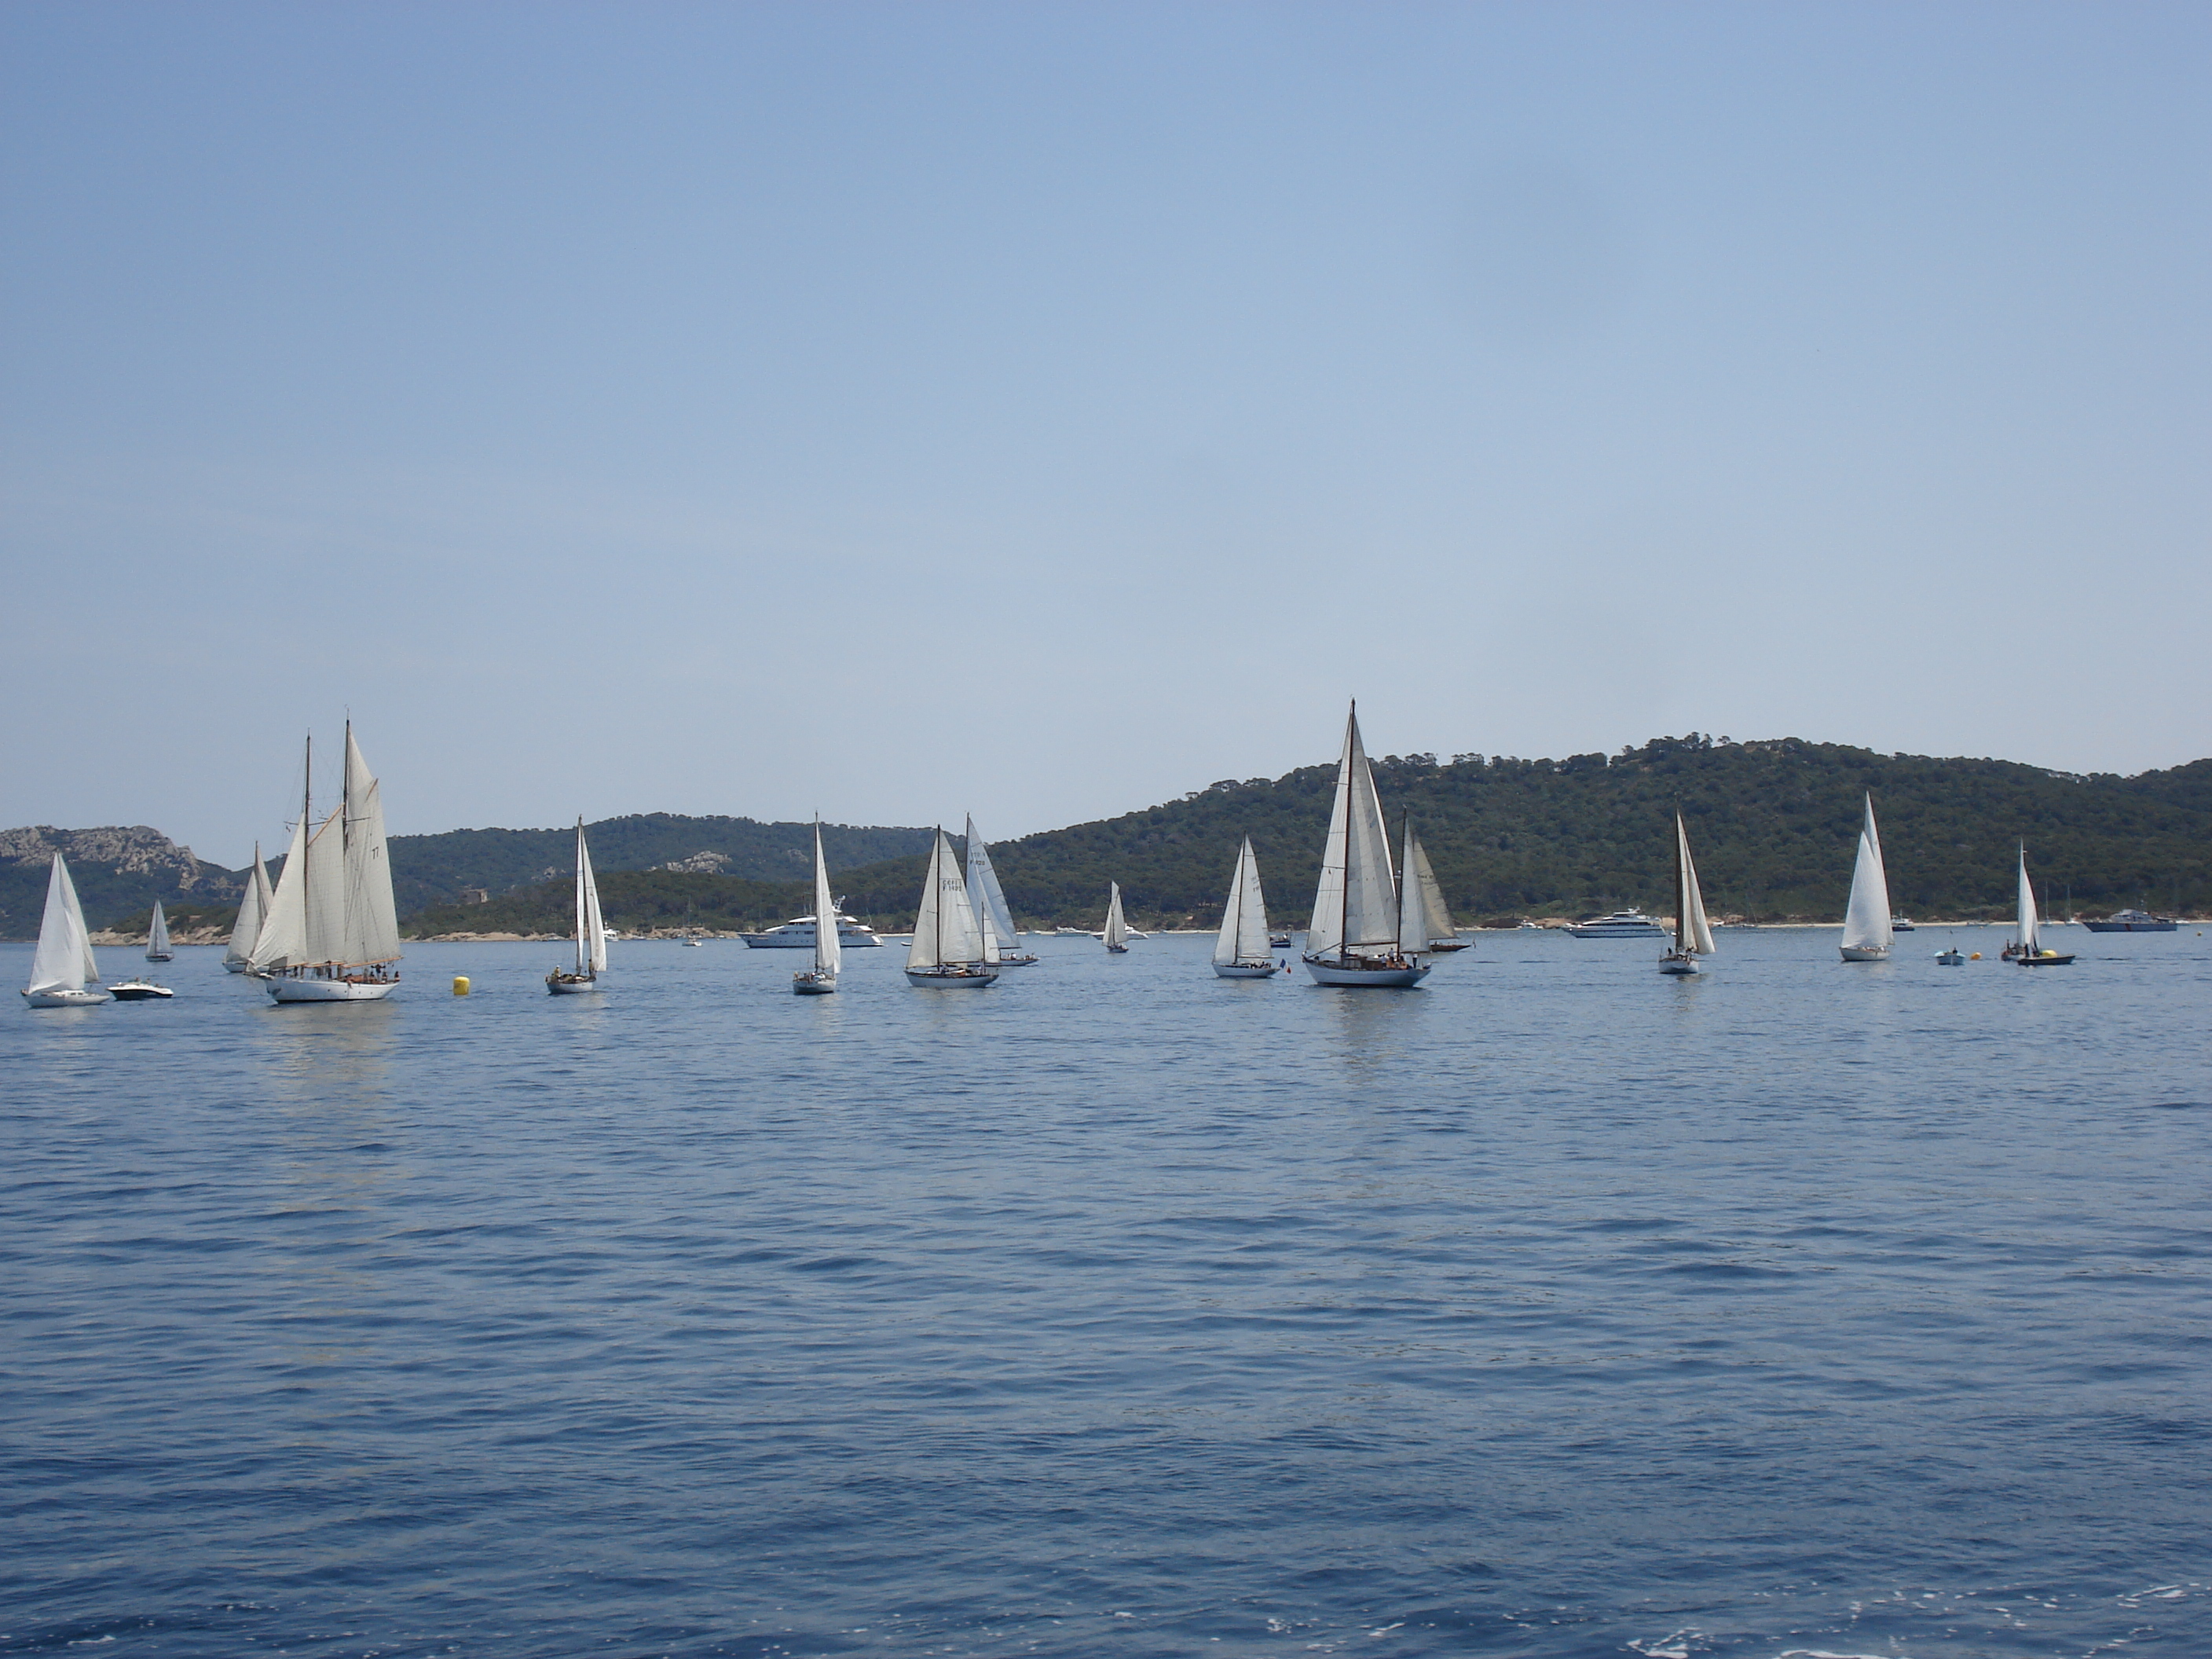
[301,807,350,966]
[907,830,983,970]
[2017,847,2040,954]
[964,816,1020,947]
[147,901,171,959]
[1840,794,1892,953]
[1397,825,1434,958]
[1214,838,1273,965]
[342,727,402,965]
[569,819,609,976]
[1675,815,1716,956]
[1103,882,1128,949]
[26,854,100,995]
[225,844,270,968]
[251,812,313,971]
[811,821,840,976]
[1410,834,1456,945]
[1307,704,1398,956]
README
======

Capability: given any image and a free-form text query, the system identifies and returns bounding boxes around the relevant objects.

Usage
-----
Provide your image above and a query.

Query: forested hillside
[401,736,2212,937]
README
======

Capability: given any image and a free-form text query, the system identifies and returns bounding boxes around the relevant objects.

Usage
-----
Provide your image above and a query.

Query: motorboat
[1890,916,1917,932]
[1936,947,1965,965]
[1566,910,1666,939]
[741,911,886,947]
[108,980,174,1002]
[2081,910,2177,932]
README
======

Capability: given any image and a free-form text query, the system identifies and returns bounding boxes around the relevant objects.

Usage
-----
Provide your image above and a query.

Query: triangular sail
[1214,838,1272,965]
[1103,883,1127,949]
[225,845,269,968]
[147,901,170,960]
[301,808,350,965]
[907,830,982,970]
[1308,704,1397,956]
[1840,794,1892,952]
[1411,835,1456,945]
[2017,848,2040,954]
[251,812,312,971]
[964,816,1019,948]
[811,821,840,976]
[1397,825,1434,958]
[26,854,99,995]
[342,727,402,965]
[1675,815,1716,956]
[573,820,608,975]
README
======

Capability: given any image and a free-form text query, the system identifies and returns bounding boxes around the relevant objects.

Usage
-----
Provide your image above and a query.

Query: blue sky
[3,2,2206,866]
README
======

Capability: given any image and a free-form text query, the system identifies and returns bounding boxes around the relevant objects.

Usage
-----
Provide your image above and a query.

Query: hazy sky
[4,1,2207,867]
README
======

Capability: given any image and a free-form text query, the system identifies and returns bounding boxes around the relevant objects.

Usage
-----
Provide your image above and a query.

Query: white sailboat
[145,901,174,961]
[794,819,841,994]
[1839,794,1893,962]
[1212,837,1280,978]
[1409,837,1468,951]
[547,819,609,994]
[249,727,403,1002]
[965,815,1037,966]
[2009,846,2075,967]
[1302,704,1430,987]
[20,854,108,1007]
[905,828,997,987]
[1101,882,1130,952]
[1659,813,1716,975]
[223,845,273,972]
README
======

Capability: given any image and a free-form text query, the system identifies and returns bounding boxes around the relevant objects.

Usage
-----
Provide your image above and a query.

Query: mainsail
[1307,703,1398,958]
[1410,835,1456,946]
[147,901,171,960]
[1214,838,1272,965]
[2016,847,2040,954]
[342,727,402,965]
[25,854,100,996]
[811,821,841,978]
[964,816,1019,949]
[573,819,608,976]
[224,844,271,969]
[1674,814,1716,956]
[907,830,983,971]
[1840,794,1893,954]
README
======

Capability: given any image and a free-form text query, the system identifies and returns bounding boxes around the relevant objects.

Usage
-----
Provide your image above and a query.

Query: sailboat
[546,819,609,994]
[2009,846,2075,966]
[965,816,1037,966]
[223,845,273,973]
[20,854,108,1007]
[248,727,403,1002]
[1408,838,1468,951]
[1211,837,1280,977]
[794,820,841,994]
[1302,704,1431,987]
[1839,793,1893,962]
[1658,813,1717,975]
[1101,882,1130,952]
[905,828,997,987]
[680,903,701,945]
[145,901,174,961]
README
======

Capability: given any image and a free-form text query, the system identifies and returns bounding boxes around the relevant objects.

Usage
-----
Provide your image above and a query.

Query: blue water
[3,927,2208,1658]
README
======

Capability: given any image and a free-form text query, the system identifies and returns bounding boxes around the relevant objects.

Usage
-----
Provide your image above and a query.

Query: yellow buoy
[1968,952,1981,961]
[452,976,471,995]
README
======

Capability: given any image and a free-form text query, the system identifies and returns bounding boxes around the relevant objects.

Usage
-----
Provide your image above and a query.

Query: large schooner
[1839,794,1893,962]
[248,727,403,1002]
[1301,703,1433,987]
[905,829,997,987]
[546,819,609,994]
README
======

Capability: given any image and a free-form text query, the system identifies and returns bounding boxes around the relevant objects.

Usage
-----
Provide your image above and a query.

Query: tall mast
[1339,700,1354,961]
[301,734,313,961]
[1675,814,1688,951]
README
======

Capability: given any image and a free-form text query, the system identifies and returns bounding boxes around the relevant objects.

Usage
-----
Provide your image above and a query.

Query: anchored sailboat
[2009,846,2075,966]
[1302,704,1431,987]
[248,727,403,1002]
[1101,882,1130,952]
[794,820,841,994]
[1839,794,1892,962]
[223,845,273,973]
[965,816,1037,966]
[1659,813,1716,975]
[905,829,997,987]
[145,901,174,962]
[1212,837,1280,978]
[547,819,609,994]
[20,854,108,1007]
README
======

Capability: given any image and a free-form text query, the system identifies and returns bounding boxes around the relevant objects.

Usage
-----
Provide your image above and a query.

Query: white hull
[741,929,886,949]
[905,966,998,987]
[546,972,601,994]
[1303,954,1430,988]
[109,981,174,1001]
[1658,953,1702,976]
[1213,961,1279,979]
[1839,945,1890,962]
[266,974,398,1003]
[222,958,253,974]
[992,952,1040,966]
[22,987,109,1008]
[793,971,838,995]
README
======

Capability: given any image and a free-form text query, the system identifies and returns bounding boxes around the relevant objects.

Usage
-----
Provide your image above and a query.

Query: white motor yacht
[1566,910,1667,939]
[740,911,886,948]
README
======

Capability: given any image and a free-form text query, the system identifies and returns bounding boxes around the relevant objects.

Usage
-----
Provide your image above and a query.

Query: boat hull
[21,987,109,1008]
[2016,952,2076,967]
[266,974,398,1003]
[1658,952,1702,976]
[741,929,886,948]
[108,982,174,1001]
[1839,945,1890,962]
[546,972,600,994]
[1213,961,1279,979]
[1302,954,1430,988]
[2081,919,2177,932]
[991,953,1040,967]
[793,971,837,995]
[145,951,173,963]
[1936,951,1965,965]
[222,958,252,974]
[905,966,998,987]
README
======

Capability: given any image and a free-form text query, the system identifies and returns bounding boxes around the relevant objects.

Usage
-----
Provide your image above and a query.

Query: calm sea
[3,926,2207,1658]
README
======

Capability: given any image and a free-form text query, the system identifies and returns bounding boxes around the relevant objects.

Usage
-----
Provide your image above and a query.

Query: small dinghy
[2012,848,2075,966]
[1936,947,1965,965]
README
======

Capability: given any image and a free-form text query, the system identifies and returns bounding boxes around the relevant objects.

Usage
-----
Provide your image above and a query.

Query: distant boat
[546,819,608,994]
[793,819,840,994]
[1212,837,1280,978]
[1659,814,1717,976]
[249,728,402,1003]
[1408,837,1469,951]
[1840,793,1893,962]
[108,973,174,1001]
[1936,946,1965,965]
[1566,910,1666,939]
[905,828,997,987]
[223,844,273,973]
[20,853,108,1007]
[681,903,701,946]
[2082,910,2177,933]
[1101,882,1130,953]
[1269,931,1292,947]
[145,900,174,962]
[1052,925,1089,936]
[1301,704,1430,987]
[965,815,1037,966]
[740,911,886,947]
[1891,916,1917,932]
[2009,847,2075,966]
